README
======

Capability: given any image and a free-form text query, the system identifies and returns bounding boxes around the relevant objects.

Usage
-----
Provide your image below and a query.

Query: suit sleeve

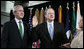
[1,22,9,48]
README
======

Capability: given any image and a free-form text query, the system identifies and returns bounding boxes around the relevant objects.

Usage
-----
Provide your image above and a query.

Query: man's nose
[50,14,53,16]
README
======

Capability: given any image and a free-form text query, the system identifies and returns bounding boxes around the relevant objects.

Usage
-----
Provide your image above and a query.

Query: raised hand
[32,15,38,27]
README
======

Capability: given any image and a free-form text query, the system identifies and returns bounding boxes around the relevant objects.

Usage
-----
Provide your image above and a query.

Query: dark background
[10,0,83,28]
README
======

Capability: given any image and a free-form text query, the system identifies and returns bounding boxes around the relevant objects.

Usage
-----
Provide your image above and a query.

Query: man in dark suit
[1,5,32,48]
[32,8,70,48]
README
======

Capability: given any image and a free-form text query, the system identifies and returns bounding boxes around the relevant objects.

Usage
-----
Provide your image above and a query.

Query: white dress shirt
[15,17,24,37]
[47,21,54,40]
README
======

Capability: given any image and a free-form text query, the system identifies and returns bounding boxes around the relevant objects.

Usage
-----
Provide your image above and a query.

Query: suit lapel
[23,22,27,40]
[53,22,57,40]
[45,22,52,40]
[45,22,57,40]
[12,19,23,39]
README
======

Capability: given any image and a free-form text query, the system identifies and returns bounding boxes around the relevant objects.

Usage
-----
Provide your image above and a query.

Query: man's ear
[13,11,16,16]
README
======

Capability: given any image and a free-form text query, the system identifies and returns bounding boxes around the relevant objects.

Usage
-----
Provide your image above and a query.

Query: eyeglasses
[47,13,55,15]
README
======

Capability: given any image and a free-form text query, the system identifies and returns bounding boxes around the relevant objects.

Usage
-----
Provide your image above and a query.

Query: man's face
[45,9,55,21]
[14,6,24,19]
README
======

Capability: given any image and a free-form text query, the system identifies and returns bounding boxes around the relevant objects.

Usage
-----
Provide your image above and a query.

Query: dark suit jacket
[32,22,69,48]
[1,19,32,48]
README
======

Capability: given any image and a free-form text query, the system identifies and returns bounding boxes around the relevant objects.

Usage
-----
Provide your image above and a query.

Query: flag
[28,8,33,48]
[32,9,40,48]
[37,40,40,48]
[39,9,41,24]
[35,8,37,16]
[44,6,48,22]
[41,8,43,23]
[29,10,32,31]
[32,9,37,48]
[76,1,81,32]
[43,7,45,22]
[58,5,62,23]
[32,42,37,48]
[40,7,43,23]
[35,8,39,23]
[37,9,40,24]
[65,3,71,39]
[71,2,76,39]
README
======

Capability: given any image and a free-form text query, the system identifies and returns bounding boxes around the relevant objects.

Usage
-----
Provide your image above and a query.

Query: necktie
[49,24,54,40]
[19,21,23,39]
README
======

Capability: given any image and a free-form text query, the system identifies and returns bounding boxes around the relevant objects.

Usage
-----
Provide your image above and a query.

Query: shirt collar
[47,20,54,26]
[15,17,22,23]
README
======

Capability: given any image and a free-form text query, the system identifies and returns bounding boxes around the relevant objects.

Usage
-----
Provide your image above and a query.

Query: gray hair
[12,5,23,14]
[45,8,55,15]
